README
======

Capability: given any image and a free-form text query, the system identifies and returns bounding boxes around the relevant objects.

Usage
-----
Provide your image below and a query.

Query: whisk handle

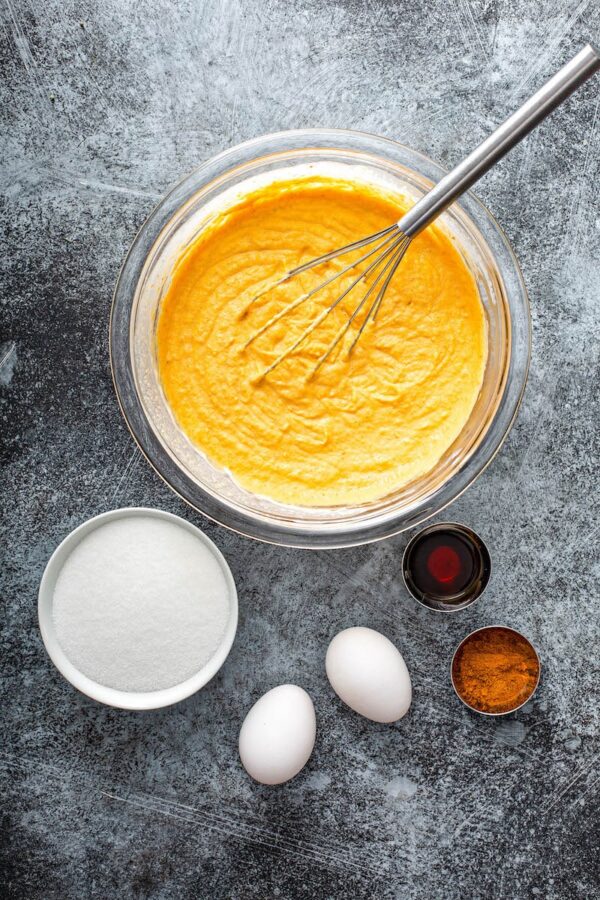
[398,42,600,238]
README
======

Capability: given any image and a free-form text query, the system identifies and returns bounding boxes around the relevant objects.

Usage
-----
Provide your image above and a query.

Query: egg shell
[326,626,412,723]
[239,684,316,785]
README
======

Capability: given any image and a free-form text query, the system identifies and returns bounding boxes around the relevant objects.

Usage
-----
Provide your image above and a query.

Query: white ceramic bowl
[38,507,238,710]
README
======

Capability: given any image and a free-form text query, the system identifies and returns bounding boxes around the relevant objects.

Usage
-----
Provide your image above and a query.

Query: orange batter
[156,174,487,506]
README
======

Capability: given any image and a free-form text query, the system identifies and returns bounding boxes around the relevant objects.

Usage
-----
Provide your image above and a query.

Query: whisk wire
[311,234,411,375]
[346,239,410,357]
[258,231,408,379]
[284,223,399,278]
[243,226,400,350]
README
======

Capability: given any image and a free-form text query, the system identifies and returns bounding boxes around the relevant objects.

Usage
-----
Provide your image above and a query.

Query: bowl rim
[110,128,531,548]
[450,624,541,716]
[38,506,239,710]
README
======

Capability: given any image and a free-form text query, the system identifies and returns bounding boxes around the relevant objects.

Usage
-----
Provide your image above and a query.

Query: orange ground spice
[452,627,540,714]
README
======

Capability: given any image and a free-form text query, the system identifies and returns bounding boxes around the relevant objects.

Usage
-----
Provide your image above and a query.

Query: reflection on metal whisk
[242,45,599,379]
[243,224,411,377]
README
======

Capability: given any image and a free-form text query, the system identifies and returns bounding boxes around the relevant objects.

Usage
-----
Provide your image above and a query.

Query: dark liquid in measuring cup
[403,524,491,609]
[411,533,475,595]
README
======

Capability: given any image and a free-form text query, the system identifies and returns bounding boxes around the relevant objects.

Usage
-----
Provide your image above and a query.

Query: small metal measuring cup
[451,625,541,716]
[402,522,491,612]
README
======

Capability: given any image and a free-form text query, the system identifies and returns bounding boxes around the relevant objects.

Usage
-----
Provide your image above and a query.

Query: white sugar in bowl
[38,507,238,710]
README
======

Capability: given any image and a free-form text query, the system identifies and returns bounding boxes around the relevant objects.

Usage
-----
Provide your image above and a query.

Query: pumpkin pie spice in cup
[451,625,540,716]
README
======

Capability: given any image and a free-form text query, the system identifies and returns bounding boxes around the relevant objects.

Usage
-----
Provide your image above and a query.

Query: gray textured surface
[1,1,599,898]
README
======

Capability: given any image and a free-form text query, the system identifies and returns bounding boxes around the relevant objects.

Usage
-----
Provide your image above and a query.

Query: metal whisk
[244,43,599,378]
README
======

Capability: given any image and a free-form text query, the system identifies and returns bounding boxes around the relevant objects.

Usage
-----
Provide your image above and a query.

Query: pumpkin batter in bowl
[156,174,487,507]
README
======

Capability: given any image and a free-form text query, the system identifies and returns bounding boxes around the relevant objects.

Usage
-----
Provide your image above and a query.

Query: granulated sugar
[52,515,232,692]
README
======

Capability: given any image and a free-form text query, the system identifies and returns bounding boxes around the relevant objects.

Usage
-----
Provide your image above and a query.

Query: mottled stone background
[1,1,599,897]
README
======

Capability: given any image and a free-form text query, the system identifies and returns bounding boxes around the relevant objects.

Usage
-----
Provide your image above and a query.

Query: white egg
[239,684,316,785]
[326,626,412,723]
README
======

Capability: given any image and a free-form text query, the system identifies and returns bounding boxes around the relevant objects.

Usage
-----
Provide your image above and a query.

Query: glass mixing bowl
[110,130,530,548]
